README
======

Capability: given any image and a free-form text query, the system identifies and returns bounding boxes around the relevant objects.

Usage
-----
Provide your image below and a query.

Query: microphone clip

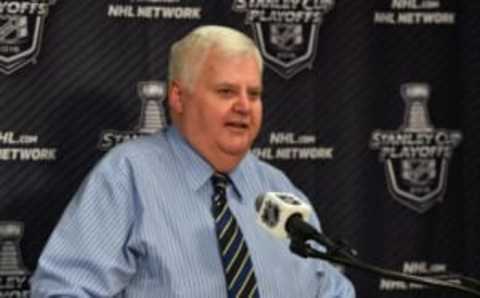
[289,233,315,258]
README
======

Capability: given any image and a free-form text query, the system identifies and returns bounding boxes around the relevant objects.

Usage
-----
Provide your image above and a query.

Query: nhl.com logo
[370,83,462,213]
[233,0,335,79]
[0,0,56,75]
[98,81,167,150]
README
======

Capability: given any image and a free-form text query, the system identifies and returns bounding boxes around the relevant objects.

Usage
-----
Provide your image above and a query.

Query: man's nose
[233,90,251,113]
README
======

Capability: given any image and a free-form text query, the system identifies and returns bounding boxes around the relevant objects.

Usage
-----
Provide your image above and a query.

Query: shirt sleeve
[314,261,356,298]
[296,189,357,298]
[301,198,356,298]
[30,152,141,297]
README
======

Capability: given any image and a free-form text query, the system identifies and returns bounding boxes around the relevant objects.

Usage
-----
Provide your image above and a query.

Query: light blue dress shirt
[31,126,355,298]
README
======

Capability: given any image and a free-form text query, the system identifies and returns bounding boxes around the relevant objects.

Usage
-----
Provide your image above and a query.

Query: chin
[222,144,250,157]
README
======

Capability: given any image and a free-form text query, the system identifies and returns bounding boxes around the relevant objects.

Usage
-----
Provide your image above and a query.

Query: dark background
[0,1,479,297]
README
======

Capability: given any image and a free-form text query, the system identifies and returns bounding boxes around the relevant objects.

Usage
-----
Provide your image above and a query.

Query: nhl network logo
[370,83,462,213]
[98,81,167,150]
[0,222,30,295]
[0,0,57,75]
[233,0,335,79]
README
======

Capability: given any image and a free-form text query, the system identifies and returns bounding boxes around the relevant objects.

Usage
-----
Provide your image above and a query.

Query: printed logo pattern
[98,81,167,150]
[0,0,56,75]
[370,83,462,213]
[233,0,335,79]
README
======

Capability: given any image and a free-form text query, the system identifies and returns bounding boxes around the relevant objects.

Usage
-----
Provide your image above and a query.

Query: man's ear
[168,80,184,114]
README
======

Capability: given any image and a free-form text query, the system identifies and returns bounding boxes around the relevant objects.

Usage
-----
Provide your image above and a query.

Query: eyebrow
[214,82,262,90]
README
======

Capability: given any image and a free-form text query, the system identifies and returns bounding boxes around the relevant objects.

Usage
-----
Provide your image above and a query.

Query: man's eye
[250,91,261,97]
[218,89,234,96]
[249,91,262,100]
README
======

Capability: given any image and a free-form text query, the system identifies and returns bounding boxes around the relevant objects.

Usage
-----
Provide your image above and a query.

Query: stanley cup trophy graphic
[399,84,436,187]
[137,81,167,134]
[0,222,28,278]
[400,83,434,133]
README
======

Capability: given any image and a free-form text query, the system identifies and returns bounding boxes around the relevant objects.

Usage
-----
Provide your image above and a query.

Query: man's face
[171,48,263,171]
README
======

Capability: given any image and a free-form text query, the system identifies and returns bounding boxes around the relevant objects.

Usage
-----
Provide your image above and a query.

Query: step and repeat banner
[1,1,479,297]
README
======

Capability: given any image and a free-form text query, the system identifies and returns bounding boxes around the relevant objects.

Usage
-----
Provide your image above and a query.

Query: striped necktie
[211,172,260,298]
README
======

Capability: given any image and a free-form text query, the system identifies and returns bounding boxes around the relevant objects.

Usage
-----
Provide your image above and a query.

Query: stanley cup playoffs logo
[233,0,335,79]
[0,0,56,75]
[98,81,167,150]
[370,83,462,213]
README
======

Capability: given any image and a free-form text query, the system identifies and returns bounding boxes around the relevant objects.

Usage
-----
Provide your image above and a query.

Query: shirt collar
[166,126,213,193]
[166,126,251,202]
[228,155,252,202]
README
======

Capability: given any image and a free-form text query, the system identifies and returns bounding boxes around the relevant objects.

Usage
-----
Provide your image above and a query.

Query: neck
[207,153,243,173]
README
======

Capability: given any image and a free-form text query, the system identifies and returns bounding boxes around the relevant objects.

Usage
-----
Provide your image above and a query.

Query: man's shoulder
[112,132,167,156]
[244,153,293,187]
[98,131,170,172]
[247,153,283,175]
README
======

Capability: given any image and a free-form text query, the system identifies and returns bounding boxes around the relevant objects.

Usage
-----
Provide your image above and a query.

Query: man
[31,25,355,297]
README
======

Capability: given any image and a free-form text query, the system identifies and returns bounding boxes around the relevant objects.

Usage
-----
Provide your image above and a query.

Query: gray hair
[168,25,263,91]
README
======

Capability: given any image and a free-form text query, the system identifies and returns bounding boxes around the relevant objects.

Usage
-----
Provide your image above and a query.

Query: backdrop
[1,0,479,297]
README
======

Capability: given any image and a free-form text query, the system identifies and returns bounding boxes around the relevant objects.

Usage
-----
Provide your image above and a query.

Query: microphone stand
[289,236,480,297]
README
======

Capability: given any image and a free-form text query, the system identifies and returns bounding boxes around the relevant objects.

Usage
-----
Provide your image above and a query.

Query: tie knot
[211,172,229,195]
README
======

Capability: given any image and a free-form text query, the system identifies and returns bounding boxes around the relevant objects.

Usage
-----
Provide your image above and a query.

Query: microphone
[256,194,480,297]
[255,192,312,240]
[255,192,355,257]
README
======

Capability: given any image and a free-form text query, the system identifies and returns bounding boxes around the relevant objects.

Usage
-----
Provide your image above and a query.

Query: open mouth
[226,122,249,130]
